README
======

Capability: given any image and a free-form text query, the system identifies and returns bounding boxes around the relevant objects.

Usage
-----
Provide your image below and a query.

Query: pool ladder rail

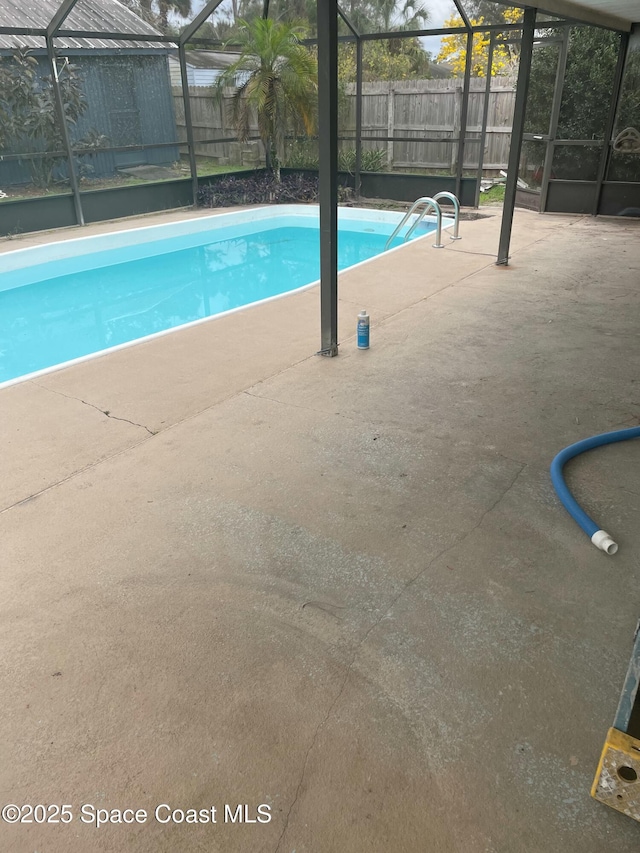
[384,192,461,251]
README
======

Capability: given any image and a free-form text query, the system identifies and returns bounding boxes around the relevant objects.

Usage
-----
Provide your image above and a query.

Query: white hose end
[591,530,619,555]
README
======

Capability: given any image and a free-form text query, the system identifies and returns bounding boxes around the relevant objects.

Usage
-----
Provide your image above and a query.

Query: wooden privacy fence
[173,77,516,173]
[342,79,516,173]
[172,86,264,166]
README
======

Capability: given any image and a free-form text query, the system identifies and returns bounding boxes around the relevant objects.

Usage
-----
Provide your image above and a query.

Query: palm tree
[137,0,193,33]
[386,0,429,30]
[215,18,317,178]
[342,1,429,32]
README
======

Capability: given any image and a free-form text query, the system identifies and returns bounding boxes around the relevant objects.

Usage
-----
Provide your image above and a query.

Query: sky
[422,0,458,58]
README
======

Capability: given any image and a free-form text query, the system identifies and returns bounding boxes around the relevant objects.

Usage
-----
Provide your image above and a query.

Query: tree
[177,1,431,44]
[524,26,620,182]
[188,0,263,40]
[334,1,431,83]
[338,38,430,82]
[0,50,104,188]
[616,39,640,133]
[133,0,193,33]
[555,27,619,140]
[266,0,428,34]
[339,0,429,32]
[437,9,521,77]
[214,18,317,177]
[371,0,429,31]
[610,39,640,182]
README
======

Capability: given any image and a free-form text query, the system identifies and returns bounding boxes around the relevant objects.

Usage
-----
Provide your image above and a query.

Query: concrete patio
[1,206,639,852]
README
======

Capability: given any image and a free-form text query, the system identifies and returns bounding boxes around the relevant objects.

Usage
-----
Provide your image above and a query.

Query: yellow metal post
[592,620,640,821]
[592,727,640,820]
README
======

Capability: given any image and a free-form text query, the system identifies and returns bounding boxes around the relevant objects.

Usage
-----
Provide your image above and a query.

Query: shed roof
[168,50,241,70]
[428,61,454,80]
[0,0,172,52]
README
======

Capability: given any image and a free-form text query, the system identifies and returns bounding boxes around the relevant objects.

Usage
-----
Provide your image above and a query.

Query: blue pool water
[0,209,440,385]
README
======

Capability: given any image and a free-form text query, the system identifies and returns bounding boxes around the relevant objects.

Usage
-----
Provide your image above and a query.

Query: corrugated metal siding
[169,57,182,87]
[192,67,220,86]
[0,0,170,51]
[168,58,222,88]
[0,156,47,187]
[72,55,179,172]
[168,57,195,88]
[0,54,178,187]
[132,55,180,164]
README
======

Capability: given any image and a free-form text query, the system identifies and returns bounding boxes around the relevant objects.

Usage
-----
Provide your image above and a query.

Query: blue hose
[550,426,640,554]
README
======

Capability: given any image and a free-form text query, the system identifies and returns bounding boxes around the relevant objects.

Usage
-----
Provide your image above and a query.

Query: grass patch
[480,184,505,204]
[194,159,255,177]
[0,161,258,203]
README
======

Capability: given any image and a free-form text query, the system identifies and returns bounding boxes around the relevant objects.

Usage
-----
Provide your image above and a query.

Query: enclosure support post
[593,32,629,215]
[539,26,569,212]
[456,30,473,203]
[355,37,363,199]
[452,0,472,30]
[46,0,81,37]
[475,31,494,209]
[178,1,227,207]
[179,44,199,206]
[318,0,339,357]
[497,7,535,266]
[45,36,84,227]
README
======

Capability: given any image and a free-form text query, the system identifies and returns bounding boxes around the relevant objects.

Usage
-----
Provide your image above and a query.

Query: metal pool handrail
[384,196,443,251]
[433,191,461,240]
[404,199,443,246]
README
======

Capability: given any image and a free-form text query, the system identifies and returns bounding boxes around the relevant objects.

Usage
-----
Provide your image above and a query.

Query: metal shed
[0,0,179,191]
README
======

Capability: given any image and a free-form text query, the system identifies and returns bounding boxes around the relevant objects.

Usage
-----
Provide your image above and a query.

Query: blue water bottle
[357,310,370,349]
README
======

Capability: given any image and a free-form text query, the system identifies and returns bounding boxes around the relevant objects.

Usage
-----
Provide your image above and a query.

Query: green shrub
[284,139,318,170]
[338,148,387,173]
[284,140,387,173]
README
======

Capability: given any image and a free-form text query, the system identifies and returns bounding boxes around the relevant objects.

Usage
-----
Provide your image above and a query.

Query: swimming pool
[0,204,451,387]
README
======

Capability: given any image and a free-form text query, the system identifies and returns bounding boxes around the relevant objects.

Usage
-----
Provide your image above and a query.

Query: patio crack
[273,656,355,853]
[30,382,156,435]
[274,462,525,851]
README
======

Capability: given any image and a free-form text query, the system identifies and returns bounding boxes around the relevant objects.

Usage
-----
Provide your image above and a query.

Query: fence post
[387,84,395,169]
[355,37,363,198]
[451,84,462,174]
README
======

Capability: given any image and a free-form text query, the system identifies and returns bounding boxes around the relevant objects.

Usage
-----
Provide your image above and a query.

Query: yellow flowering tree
[437,9,522,77]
